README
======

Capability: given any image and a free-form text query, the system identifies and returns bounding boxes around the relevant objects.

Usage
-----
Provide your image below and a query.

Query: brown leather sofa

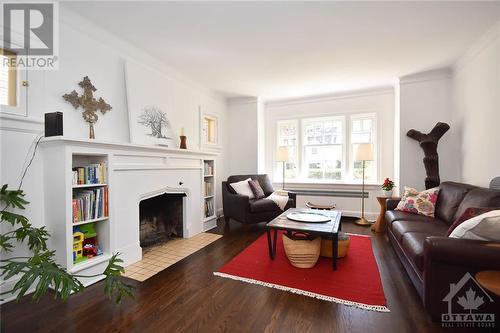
[222,174,296,224]
[386,181,500,319]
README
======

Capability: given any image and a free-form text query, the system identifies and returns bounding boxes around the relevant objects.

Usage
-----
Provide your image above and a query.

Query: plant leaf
[1,251,84,302]
[0,185,29,210]
[0,211,29,226]
[102,253,134,304]
[0,234,14,252]
[14,226,49,251]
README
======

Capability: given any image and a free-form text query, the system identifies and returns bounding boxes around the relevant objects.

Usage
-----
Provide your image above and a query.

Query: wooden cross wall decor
[63,76,112,139]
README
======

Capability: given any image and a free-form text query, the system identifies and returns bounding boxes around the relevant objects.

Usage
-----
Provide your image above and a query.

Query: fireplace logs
[139,193,184,248]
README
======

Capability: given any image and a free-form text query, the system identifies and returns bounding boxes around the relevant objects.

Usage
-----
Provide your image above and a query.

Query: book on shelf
[204,199,214,218]
[203,162,213,176]
[72,187,108,223]
[72,162,107,185]
[203,181,213,196]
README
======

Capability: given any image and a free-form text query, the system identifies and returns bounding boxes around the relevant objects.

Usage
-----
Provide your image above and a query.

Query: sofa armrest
[422,236,500,319]
[386,198,401,211]
[424,236,500,268]
[222,181,250,222]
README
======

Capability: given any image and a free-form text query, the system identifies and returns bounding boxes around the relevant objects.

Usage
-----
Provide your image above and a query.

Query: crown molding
[399,67,452,85]
[454,19,500,73]
[227,97,259,106]
[264,86,394,108]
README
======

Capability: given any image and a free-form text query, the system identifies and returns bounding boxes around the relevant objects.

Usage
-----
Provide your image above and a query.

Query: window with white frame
[302,116,345,181]
[0,49,18,107]
[276,113,377,183]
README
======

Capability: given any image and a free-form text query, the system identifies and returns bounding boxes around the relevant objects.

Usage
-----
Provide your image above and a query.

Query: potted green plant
[382,178,395,197]
[0,184,133,304]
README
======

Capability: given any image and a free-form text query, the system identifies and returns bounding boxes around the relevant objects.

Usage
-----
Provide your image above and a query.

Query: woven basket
[320,234,350,258]
[282,233,321,268]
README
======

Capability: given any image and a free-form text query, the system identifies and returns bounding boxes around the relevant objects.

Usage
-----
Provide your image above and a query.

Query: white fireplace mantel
[41,136,218,283]
[41,136,219,157]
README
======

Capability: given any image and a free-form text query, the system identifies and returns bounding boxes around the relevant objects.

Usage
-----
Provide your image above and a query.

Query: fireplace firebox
[139,193,185,248]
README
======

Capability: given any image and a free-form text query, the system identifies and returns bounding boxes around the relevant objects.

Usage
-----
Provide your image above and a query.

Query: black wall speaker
[44,112,63,137]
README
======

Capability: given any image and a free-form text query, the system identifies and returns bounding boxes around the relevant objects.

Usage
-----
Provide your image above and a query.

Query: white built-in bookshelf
[43,149,113,284]
[69,154,111,273]
[202,159,217,231]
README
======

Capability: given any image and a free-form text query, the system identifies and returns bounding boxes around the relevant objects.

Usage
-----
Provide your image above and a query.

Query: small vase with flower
[382,178,395,197]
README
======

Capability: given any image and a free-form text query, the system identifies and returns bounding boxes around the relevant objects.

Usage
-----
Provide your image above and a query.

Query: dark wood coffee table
[266,208,342,270]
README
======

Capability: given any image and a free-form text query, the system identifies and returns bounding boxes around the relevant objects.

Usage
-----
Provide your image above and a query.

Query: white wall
[0,5,228,299]
[226,97,259,175]
[452,21,500,187]
[397,69,460,192]
[257,99,266,173]
[263,88,395,218]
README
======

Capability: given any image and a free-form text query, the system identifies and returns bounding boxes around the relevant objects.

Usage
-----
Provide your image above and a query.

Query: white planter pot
[383,190,393,197]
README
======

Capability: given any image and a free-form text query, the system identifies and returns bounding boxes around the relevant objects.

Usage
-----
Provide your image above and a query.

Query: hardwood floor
[0,218,482,332]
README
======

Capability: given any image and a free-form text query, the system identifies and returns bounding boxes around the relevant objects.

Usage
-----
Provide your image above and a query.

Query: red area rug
[214,232,389,312]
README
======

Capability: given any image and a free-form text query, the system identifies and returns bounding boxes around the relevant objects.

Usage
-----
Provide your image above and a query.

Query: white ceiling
[64,1,500,100]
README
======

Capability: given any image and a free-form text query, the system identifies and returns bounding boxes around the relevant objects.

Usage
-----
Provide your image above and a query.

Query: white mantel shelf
[41,136,219,156]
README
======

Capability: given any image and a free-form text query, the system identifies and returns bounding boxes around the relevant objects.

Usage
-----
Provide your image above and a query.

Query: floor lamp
[354,143,374,226]
[277,147,290,190]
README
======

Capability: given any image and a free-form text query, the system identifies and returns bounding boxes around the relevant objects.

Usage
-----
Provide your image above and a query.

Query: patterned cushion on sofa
[395,186,440,218]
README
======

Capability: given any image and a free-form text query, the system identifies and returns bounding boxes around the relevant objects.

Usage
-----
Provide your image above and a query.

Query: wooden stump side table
[475,270,500,297]
[371,197,394,233]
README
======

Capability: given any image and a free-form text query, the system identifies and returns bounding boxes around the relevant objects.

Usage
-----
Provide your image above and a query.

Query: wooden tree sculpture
[63,76,112,139]
[407,122,450,189]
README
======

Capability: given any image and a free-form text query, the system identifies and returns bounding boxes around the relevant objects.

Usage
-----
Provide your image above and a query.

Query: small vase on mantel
[179,127,187,149]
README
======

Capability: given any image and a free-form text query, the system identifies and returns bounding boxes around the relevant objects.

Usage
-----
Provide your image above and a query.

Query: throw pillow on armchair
[248,179,265,199]
[229,178,255,198]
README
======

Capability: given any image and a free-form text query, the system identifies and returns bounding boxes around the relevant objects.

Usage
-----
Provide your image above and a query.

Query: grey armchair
[222,174,296,225]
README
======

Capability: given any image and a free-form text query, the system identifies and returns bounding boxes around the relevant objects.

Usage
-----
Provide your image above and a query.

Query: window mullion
[346,115,351,182]
[298,118,303,180]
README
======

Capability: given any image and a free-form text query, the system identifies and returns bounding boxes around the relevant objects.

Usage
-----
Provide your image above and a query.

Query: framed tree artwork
[125,59,176,147]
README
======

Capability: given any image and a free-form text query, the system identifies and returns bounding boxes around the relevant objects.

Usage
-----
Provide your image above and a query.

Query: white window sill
[272,181,382,190]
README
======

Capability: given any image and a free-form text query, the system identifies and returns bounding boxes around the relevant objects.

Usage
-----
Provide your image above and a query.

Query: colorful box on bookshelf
[72,223,103,264]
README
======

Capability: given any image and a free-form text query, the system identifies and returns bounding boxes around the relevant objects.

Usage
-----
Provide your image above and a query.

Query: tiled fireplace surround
[125,191,222,281]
